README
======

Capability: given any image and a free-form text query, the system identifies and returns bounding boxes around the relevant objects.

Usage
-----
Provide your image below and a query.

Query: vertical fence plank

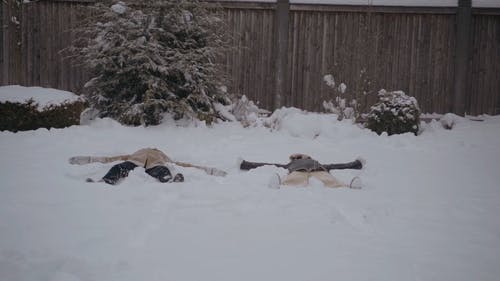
[59,3,65,90]
[493,16,500,115]
[0,1,3,84]
[20,1,26,85]
[4,0,11,84]
[274,0,289,109]
[33,2,40,86]
[39,1,46,87]
[427,15,435,111]
[454,0,472,115]
[286,11,295,107]
[8,0,22,85]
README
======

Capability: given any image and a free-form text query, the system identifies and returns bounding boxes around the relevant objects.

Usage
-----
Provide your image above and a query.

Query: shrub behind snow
[212,95,271,127]
[0,100,86,132]
[365,90,420,136]
[322,74,359,121]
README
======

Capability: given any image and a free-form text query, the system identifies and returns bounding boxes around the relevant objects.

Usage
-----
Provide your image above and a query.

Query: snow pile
[262,107,364,140]
[0,85,82,110]
[111,1,127,14]
[214,95,271,126]
[440,113,466,129]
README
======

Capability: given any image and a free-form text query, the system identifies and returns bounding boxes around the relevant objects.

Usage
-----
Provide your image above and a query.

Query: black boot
[102,161,138,185]
[146,165,175,183]
[173,173,184,182]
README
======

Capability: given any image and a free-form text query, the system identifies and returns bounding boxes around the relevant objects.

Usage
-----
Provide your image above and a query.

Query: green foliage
[365,90,420,136]
[69,0,230,126]
[0,100,86,132]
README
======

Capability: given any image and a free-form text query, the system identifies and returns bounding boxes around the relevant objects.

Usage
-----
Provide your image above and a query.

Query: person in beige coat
[69,148,227,185]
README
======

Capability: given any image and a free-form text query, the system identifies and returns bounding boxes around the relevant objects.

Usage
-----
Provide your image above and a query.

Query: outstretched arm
[173,161,227,177]
[239,160,288,171]
[322,159,364,171]
[68,155,130,165]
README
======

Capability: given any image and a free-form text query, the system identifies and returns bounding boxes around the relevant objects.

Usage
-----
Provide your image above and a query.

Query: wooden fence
[1,0,499,115]
[1,0,92,94]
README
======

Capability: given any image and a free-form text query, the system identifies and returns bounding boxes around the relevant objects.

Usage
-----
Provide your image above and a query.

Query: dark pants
[102,161,173,185]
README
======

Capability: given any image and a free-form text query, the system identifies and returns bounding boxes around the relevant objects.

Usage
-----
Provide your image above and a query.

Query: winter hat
[289,153,312,161]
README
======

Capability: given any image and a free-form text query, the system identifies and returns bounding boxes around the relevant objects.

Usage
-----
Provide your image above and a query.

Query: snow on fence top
[292,0,458,6]
[213,0,500,8]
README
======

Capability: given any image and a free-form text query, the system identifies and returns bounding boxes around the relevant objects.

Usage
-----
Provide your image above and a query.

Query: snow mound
[0,85,82,111]
[215,95,271,127]
[264,107,367,140]
[111,1,127,14]
[440,113,466,129]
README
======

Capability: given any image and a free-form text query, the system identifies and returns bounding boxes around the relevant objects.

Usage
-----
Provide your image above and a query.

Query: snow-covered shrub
[68,0,230,126]
[214,95,270,127]
[365,90,420,135]
[322,74,359,121]
[0,100,86,132]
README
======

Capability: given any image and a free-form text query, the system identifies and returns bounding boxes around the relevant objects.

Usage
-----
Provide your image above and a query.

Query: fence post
[0,1,3,84]
[274,0,289,109]
[453,0,472,116]
[0,0,8,85]
[2,0,22,85]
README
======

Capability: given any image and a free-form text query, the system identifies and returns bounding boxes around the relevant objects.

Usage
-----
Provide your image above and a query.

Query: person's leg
[145,165,184,183]
[102,161,138,185]
[311,171,346,188]
[281,171,309,187]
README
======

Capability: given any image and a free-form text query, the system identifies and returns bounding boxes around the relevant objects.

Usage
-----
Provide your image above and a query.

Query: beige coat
[69,148,227,176]
[95,148,171,169]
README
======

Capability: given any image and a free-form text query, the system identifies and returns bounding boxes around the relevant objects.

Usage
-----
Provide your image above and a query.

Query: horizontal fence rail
[1,0,499,115]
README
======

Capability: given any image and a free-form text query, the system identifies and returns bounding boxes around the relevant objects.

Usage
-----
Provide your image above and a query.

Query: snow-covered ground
[1,87,500,281]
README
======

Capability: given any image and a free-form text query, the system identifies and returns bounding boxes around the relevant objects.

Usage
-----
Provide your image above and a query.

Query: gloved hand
[205,167,227,177]
[68,156,92,165]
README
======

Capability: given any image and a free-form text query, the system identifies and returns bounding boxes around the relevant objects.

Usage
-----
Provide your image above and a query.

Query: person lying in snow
[69,148,227,185]
[240,153,364,188]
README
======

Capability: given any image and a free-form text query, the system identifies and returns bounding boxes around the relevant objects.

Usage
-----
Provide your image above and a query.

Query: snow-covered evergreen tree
[70,0,229,125]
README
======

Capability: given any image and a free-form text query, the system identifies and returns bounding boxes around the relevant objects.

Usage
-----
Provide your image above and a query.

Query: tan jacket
[98,148,171,169]
[69,148,227,176]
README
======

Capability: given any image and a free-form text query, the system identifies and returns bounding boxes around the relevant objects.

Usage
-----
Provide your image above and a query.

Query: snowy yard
[1,87,500,281]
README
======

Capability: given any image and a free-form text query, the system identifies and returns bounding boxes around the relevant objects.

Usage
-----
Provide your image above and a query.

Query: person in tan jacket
[69,148,227,185]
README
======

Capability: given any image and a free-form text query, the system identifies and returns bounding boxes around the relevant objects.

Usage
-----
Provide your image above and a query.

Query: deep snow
[1,87,500,281]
